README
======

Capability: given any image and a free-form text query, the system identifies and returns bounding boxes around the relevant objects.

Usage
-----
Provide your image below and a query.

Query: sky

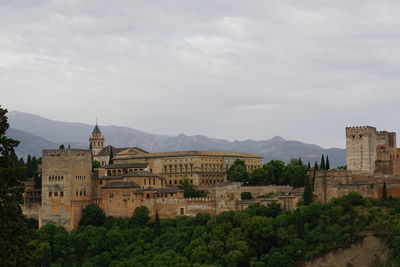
[1,0,400,149]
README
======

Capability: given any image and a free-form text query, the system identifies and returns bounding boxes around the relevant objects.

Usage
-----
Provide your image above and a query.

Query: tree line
[29,192,400,266]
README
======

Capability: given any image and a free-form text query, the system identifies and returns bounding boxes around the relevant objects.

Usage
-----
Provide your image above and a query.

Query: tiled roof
[123,170,159,177]
[102,181,140,189]
[115,150,262,159]
[98,175,123,180]
[96,146,129,157]
[155,187,183,194]
[92,124,102,134]
[134,187,182,194]
[103,163,148,169]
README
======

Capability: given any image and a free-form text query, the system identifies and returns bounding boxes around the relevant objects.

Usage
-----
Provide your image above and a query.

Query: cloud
[1,0,400,148]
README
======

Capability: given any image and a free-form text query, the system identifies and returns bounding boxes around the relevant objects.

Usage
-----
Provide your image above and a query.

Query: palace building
[30,124,300,231]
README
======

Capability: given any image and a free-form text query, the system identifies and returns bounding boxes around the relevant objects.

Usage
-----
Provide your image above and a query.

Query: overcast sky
[1,0,400,148]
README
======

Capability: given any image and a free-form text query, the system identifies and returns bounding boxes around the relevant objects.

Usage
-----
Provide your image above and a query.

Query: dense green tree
[227,159,249,183]
[92,160,101,169]
[0,106,34,266]
[129,206,150,228]
[241,192,253,200]
[264,160,286,185]
[320,155,325,170]
[31,193,400,266]
[178,178,206,198]
[79,204,106,227]
[249,167,266,185]
[154,213,161,237]
[283,163,308,187]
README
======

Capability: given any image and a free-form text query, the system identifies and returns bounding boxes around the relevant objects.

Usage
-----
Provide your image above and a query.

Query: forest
[30,193,400,267]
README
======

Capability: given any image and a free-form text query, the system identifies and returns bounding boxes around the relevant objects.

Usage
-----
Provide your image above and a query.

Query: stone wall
[313,170,400,203]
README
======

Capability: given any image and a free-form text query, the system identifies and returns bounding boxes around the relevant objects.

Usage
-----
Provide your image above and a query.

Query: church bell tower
[89,122,104,156]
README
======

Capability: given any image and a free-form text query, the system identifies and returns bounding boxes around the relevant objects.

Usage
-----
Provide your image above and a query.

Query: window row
[166,179,193,185]
[48,191,64,197]
[201,179,223,184]
[144,178,157,185]
[163,164,194,173]
[200,173,224,177]
[49,175,64,181]
[107,168,144,176]
[76,175,86,180]
[76,190,87,196]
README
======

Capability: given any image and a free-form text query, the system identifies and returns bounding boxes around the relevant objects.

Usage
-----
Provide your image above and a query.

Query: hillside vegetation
[30,193,400,267]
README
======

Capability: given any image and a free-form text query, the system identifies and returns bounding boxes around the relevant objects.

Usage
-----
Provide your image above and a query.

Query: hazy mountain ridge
[7,111,345,166]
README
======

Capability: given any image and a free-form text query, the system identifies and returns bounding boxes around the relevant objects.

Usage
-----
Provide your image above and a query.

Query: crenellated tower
[89,123,104,156]
[346,126,377,175]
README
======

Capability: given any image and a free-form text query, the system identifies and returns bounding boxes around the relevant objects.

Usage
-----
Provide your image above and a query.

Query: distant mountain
[6,128,58,159]
[7,111,346,166]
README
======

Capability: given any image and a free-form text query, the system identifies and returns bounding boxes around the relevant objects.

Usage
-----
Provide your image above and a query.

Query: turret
[89,123,104,156]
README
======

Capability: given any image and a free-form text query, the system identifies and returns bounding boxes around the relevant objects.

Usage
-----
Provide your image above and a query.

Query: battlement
[42,149,91,157]
[178,197,215,203]
[345,126,376,136]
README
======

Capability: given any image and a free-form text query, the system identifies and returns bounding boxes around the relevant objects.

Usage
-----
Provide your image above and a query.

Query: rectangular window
[54,191,58,197]
[60,191,64,197]
[180,208,184,215]
[49,192,52,197]
[76,191,78,196]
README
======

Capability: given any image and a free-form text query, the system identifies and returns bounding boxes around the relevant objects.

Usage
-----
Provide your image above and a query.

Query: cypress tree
[320,155,325,170]
[314,161,318,171]
[26,155,33,178]
[109,147,114,165]
[307,162,311,170]
[303,177,313,205]
[298,157,303,166]
[325,156,330,170]
[383,181,388,200]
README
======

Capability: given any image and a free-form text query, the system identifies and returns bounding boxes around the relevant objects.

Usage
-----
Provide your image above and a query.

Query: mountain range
[6,111,346,167]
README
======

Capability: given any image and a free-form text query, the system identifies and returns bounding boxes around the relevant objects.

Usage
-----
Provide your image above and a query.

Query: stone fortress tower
[89,122,104,156]
[346,126,398,175]
[346,126,377,175]
[39,149,93,229]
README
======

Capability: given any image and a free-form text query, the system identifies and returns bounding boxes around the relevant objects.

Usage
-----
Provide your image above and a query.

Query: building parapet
[178,197,215,203]
[42,149,91,157]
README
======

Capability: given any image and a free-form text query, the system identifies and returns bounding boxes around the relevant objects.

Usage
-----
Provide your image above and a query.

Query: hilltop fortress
[24,124,400,230]
[24,125,302,230]
[314,126,400,203]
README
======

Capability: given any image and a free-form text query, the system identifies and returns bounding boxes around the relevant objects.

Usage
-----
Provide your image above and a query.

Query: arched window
[146,194,150,199]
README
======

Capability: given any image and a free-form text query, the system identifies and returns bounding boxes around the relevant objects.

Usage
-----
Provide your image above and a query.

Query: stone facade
[25,124,299,231]
[346,126,400,175]
[40,149,93,230]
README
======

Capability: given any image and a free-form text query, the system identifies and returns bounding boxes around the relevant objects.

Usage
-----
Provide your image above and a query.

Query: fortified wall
[311,126,400,203]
